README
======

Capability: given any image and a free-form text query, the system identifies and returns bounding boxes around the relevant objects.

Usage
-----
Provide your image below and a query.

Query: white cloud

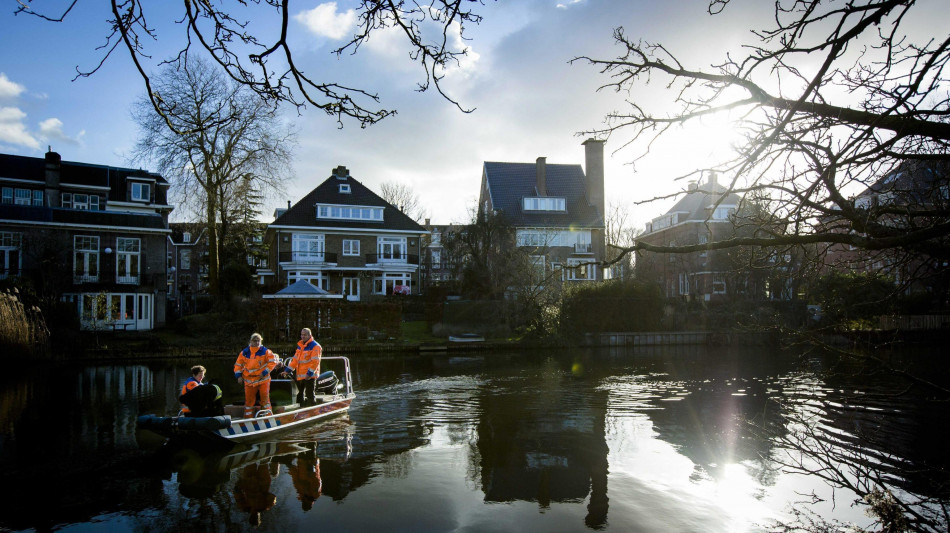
[39,117,84,146]
[0,107,40,149]
[295,2,357,40]
[0,73,25,100]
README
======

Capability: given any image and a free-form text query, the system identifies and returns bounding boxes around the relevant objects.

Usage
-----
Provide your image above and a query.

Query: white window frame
[339,184,351,194]
[292,233,325,263]
[0,232,22,279]
[14,189,31,206]
[116,237,141,284]
[316,204,383,221]
[1,187,11,204]
[342,239,360,256]
[522,197,566,212]
[73,236,100,282]
[430,248,442,268]
[373,272,411,295]
[131,182,151,202]
[377,236,407,262]
[288,271,328,290]
[32,190,43,206]
[566,258,595,281]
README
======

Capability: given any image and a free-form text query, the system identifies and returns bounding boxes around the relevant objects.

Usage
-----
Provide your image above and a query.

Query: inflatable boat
[138,356,355,447]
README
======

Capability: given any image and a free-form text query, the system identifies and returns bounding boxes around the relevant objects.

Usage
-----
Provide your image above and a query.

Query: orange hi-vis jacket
[288,339,322,380]
[234,345,278,386]
[180,377,202,413]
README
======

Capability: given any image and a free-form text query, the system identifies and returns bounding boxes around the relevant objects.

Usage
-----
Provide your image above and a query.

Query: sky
[0,0,913,230]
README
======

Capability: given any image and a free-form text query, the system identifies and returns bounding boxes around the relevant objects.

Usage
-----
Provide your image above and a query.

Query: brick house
[264,165,427,300]
[0,150,171,329]
[636,173,743,301]
[478,139,607,283]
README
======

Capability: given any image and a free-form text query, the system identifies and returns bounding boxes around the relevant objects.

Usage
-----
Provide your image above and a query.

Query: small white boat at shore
[448,333,485,342]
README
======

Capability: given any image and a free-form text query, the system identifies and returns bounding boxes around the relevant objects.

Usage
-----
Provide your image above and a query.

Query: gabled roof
[482,162,603,228]
[270,166,426,233]
[857,159,950,203]
[660,178,741,222]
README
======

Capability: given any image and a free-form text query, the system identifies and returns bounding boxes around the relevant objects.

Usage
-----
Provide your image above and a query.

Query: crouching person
[234,333,279,418]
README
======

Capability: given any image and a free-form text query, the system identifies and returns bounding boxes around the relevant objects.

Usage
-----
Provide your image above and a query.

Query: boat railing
[269,356,353,397]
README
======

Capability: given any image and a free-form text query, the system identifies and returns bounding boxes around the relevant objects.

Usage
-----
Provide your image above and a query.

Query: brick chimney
[44,148,62,207]
[536,157,547,196]
[583,139,605,215]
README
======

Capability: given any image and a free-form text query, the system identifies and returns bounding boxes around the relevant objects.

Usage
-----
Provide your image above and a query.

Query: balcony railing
[574,243,592,254]
[279,251,338,264]
[74,273,100,284]
[117,274,140,284]
[365,253,420,265]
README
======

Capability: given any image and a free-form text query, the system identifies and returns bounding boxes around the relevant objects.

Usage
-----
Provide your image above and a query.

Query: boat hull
[138,394,354,447]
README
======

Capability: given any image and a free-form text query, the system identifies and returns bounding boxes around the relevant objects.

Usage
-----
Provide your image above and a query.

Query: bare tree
[15,0,486,128]
[574,0,950,264]
[133,57,295,297]
[380,181,427,223]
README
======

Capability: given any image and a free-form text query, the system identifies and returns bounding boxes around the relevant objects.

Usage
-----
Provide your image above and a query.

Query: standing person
[179,365,205,415]
[285,328,322,406]
[234,333,279,418]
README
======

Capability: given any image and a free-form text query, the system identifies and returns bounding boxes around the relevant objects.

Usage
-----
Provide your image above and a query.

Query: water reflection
[0,347,948,532]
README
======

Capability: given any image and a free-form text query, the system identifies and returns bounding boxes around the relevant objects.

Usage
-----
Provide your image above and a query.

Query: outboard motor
[315,371,339,395]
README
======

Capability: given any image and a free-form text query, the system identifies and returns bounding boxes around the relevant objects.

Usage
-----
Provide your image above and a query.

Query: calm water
[0,345,948,532]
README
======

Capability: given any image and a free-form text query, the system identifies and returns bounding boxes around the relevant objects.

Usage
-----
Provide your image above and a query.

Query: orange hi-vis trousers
[244,381,272,418]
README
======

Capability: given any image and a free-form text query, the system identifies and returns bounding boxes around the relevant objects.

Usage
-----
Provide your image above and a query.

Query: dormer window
[339,184,351,194]
[523,197,566,212]
[131,182,151,202]
[316,204,383,221]
[183,232,191,243]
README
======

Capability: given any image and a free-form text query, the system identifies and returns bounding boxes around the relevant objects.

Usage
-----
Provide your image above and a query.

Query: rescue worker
[284,327,322,406]
[234,333,279,418]
[179,365,205,415]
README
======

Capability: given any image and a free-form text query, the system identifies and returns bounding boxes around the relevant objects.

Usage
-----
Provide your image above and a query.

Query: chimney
[287,200,291,209]
[536,157,547,196]
[687,180,698,192]
[44,148,62,207]
[333,165,349,179]
[425,218,430,227]
[583,138,605,215]
[707,171,718,189]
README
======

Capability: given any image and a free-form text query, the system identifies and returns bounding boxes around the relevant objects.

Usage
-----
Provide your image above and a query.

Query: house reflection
[474,365,610,528]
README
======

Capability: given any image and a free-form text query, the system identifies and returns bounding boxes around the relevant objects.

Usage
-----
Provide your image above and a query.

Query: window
[15,189,31,205]
[699,234,708,258]
[0,232,22,279]
[712,206,735,220]
[71,194,100,211]
[62,193,71,208]
[116,238,141,284]
[73,236,99,282]
[316,204,383,221]
[431,231,441,245]
[339,184,351,194]
[131,182,151,202]
[530,255,545,283]
[288,271,328,290]
[522,197,566,211]
[377,236,407,262]
[180,249,191,270]
[430,249,441,268]
[712,275,727,294]
[373,272,411,295]
[1,188,42,206]
[566,258,595,281]
[679,273,689,295]
[342,239,360,256]
[292,234,325,262]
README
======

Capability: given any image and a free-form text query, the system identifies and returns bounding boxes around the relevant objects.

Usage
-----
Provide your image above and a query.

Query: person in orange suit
[233,333,279,418]
[290,451,322,511]
[284,327,322,406]
[179,365,205,415]
[233,462,276,527]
